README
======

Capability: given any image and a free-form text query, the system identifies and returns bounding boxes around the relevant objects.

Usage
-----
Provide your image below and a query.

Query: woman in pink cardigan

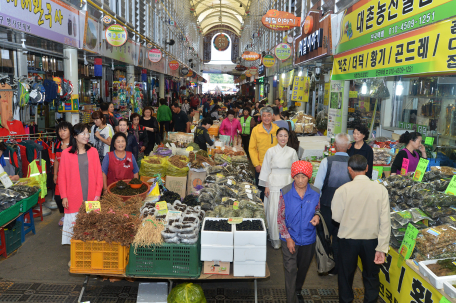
[219,109,241,143]
[59,123,103,245]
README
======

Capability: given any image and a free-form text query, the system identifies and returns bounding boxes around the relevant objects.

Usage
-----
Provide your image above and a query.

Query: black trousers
[281,240,316,303]
[255,171,265,201]
[338,238,380,303]
[55,195,64,214]
[320,205,339,273]
[241,134,250,158]
[159,121,170,139]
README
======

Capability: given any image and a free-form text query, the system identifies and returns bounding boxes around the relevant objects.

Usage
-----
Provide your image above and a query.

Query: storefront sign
[148,49,162,62]
[258,65,265,76]
[235,65,247,71]
[398,121,428,135]
[274,43,292,60]
[101,38,138,66]
[332,18,456,80]
[213,33,230,51]
[169,60,179,71]
[83,14,100,54]
[147,43,153,49]
[180,67,189,76]
[242,51,261,61]
[294,11,332,65]
[291,76,310,102]
[262,55,276,67]
[261,9,301,31]
[0,0,80,48]
[249,67,258,76]
[245,71,252,78]
[102,15,112,24]
[377,248,446,303]
[334,0,454,55]
[327,80,344,137]
[323,82,330,105]
[105,24,128,47]
[187,70,194,77]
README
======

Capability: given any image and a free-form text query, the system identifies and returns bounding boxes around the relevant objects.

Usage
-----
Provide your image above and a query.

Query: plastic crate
[0,220,22,254]
[19,190,41,212]
[126,238,201,278]
[0,202,22,227]
[70,240,129,275]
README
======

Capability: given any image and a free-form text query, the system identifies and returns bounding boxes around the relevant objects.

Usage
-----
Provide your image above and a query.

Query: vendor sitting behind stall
[194,117,214,151]
[102,132,139,194]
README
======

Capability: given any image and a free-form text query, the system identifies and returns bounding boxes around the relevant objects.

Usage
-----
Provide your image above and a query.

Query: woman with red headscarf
[277,160,321,303]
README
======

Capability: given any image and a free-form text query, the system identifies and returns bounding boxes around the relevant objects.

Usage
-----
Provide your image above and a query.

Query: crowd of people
[50,93,392,303]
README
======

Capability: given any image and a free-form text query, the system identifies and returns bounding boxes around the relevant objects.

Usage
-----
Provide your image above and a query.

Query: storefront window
[347,80,383,132]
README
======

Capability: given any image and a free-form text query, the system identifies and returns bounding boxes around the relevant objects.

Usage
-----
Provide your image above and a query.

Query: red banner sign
[169,60,179,71]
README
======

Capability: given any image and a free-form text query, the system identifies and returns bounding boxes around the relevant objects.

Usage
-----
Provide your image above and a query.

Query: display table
[378,247,456,303]
[75,263,270,303]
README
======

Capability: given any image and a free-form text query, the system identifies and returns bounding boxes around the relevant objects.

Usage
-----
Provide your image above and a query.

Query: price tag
[245,185,251,188]
[227,179,232,185]
[155,201,168,215]
[245,189,252,194]
[0,172,12,189]
[425,137,435,146]
[233,201,239,210]
[401,158,409,176]
[445,175,456,195]
[216,173,224,180]
[372,170,379,181]
[247,193,253,200]
[412,158,429,182]
[227,217,243,224]
[440,297,452,303]
[397,223,419,267]
[186,146,194,152]
[349,91,358,98]
[85,201,101,213]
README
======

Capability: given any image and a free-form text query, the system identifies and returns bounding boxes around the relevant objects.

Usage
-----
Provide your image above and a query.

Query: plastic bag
[431,179,451,191]
[440,216,456,226]
[238,192,262,203]
[169,222,196,233]
[181,237,198,244]
[410,208,432,222]
[418,224,456,245]
[391,210,412,226]
[207,166,223,175]
[165,236,180,244]
[162,229,177,239]
[139,156,167,177]
[423,206,456,219]
[391,219,403,230]
[167,283,207,303]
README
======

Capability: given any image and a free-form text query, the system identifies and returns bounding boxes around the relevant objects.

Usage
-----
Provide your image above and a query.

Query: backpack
[286,121,300,153]
[315,213,335,274]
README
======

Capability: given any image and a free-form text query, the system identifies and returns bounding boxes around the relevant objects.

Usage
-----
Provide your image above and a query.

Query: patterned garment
[291,160,313,179]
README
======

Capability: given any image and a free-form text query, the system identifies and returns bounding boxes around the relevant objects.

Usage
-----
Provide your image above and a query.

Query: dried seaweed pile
[72,193,144,246]
[132,215,165,253]
[168,155,189,168]
[129,178,142,184]
[111,180,148,196]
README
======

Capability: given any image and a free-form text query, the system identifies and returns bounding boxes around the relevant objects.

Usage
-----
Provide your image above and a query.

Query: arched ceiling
[190,0,251,36]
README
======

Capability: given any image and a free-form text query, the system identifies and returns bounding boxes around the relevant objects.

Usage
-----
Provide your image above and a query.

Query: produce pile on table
[110,180,148,196]
[0,189,27,211]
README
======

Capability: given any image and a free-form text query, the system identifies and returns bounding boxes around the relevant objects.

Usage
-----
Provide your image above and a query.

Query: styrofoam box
[233,218,267,247]
[443,280,456,298]
[201,244,233,262]
[418,259,456,289]
[234,245,266,262]
[137,282,168,303]
[201,218,234,246]
[233,261,266,277]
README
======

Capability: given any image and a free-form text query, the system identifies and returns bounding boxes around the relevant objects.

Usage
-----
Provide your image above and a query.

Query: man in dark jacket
[194,118,214,151]
[313,133,351,276]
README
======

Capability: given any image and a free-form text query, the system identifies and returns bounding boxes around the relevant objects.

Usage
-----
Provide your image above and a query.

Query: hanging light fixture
[281,72,285,79]
[298,67,303,77]
[396,78,404,96]
[361,80,368,95]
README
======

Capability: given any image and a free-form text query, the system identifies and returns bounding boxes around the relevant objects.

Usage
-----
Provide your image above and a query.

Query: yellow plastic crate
[70,240,129,275]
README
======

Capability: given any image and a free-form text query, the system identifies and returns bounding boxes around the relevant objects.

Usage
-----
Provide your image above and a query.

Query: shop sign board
[105,24,128,47]
[397,121,428,135]
[327,80,344,137]
[169,60,179,71]
[245,71,252,78]
[258,65,265,76]
[261,9,301,31]
[82,13,100,54]
[235,65,247,71]
[323,82,330,105]
[294,11,332,65]
[274,43,292,61]
[332,18,456,80]
[187,70,194,77]
[101,38,138,66]
[262,55,276,67]
[140,45,166,73]
[148,49,162,63]
[0,0,81,48]
[242,51,261,61]
[213,33,230,51]
[291,76,310,102]
[249,67,258,76]
[334,0,455,55]
[180,67,189,76]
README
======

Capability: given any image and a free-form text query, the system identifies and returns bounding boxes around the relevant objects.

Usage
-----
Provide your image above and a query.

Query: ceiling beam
[199,11,242,26]
[203,25,240,36]
[192,0,247,10]
[196,5,244,20]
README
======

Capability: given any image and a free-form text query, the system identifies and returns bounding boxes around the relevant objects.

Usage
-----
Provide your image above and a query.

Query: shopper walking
[272,106,289,130]
[260,128,298,249]
[219,109,242,143]
[90,111,114,163]
[181,98,190,114]
[249,106,279,200]
[240,107,255,156]
[332,154,390,303]
[100,102,119,132]
[53,121,73,227]
[278,160,320,303]
[391,131,426,175]
[171,103,189,132]
[157,98,172,139]
[59,123,103,245]
[313,133,351,276]
[129,113,149,157]
[102,132,139,193]
[347,125,374,179]
[140,106,159,155]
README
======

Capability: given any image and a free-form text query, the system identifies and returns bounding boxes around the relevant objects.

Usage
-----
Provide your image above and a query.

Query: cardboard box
[187,170,207,195]
[203,261,230,275]
[165,176,187,198]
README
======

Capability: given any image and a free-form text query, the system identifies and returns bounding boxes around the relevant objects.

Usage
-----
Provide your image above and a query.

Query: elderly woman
[102,132,139,193]
[278,161,320,303]
[259,127,298,249]
[219,109,242,143]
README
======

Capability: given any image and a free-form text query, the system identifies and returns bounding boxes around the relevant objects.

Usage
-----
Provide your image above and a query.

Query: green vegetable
[168,283,207,303]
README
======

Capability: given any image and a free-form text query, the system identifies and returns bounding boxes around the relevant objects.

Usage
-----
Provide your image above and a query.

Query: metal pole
[77,275,90,303]
[311,90,316,118]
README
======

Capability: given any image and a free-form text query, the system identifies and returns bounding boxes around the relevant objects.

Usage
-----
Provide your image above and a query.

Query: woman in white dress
[259,127,299,249]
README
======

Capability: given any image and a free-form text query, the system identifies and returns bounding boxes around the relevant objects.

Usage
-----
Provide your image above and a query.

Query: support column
[341,80,350,134]
[159,73,165,99]
[63,47,80,125]
[267,76,274,105]
[126,65,135,87]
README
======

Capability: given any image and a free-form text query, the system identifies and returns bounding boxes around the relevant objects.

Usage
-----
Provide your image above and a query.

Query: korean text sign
[291,76,310,102]
[332,17,456,80]
[334,0,454,54]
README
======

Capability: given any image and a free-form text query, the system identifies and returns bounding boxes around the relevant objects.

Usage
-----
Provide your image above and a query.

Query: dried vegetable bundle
[132,215,165,253]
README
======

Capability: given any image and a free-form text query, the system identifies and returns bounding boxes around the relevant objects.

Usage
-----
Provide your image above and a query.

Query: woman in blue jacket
[278,160,320,303]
